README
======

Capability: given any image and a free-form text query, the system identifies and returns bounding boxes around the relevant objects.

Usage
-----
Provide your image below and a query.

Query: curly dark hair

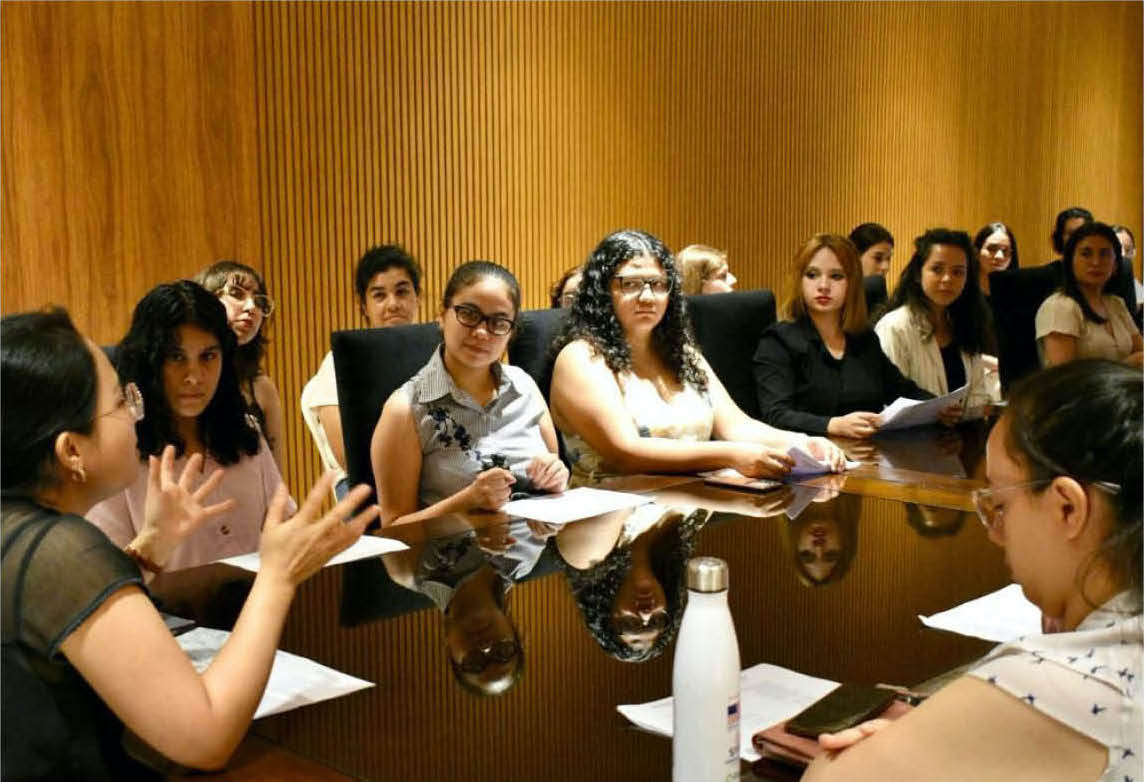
[560,508,706,662]
[550,229,707,393]
[878,228,993,356]
[116,281,261,465]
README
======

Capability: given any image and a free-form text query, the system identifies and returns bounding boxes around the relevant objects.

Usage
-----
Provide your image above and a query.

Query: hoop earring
[71,466,87,484]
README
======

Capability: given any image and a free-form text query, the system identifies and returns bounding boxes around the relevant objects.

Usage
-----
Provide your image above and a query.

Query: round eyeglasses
[96,382,145,423]
[221,284,275,317]
[456,639,520,674]
[451,304,515,336]
[971,478,1121,532]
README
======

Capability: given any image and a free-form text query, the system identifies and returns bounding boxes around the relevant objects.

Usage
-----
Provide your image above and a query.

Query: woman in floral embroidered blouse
[371,261,569,525]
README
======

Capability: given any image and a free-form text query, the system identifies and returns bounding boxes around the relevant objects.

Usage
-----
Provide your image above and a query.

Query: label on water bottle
[725,696,741,778]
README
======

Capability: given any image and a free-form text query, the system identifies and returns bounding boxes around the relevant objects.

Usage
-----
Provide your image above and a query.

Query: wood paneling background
[3,0,1142,500]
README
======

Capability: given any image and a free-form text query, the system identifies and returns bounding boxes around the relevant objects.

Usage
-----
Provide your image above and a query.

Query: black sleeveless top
[1,498,158,781]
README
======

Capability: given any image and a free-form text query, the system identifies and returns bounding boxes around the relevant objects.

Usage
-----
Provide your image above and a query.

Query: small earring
[71,466,86,484]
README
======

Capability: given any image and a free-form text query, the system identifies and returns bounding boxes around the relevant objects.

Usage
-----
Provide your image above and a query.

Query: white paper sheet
[177,627,374,719]
[787,444,860,477]
[616,662,838,762]
[878,384,968,431]
[215,534,408,573]
[918,583,1041,642]
[501,487,652,524]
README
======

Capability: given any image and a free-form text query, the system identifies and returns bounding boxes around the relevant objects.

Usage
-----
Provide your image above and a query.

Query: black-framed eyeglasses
[971,478,1121,532]
[457,639,520,674]
[613,275,672,297]
[221,284,275,317]
[451,304,515,336]
[96,381,145,423]
[612,610,670,635]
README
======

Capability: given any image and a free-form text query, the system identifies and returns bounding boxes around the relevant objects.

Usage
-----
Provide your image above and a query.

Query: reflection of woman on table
[806,360,1142,782]
[556,504,707,661]
[780,492,859,586]
[381,515,549,696]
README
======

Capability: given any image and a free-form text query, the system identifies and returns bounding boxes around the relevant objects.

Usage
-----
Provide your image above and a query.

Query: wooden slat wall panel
[1,1,261,342]
[247,0,1142,497]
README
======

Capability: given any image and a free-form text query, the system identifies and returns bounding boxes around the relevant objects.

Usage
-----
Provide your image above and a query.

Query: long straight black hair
[880,228,992,355]
[117,281,260,465]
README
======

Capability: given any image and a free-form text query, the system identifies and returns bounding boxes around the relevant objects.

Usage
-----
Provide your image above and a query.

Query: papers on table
[617,662,838,762]
[919,583,1041,642]
[216,534,408,573]
[177,627,374,719]
[879,384,968,431]
[501,487,651,525]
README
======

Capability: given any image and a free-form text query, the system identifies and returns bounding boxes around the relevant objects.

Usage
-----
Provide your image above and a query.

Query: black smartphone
[784,684,896,738]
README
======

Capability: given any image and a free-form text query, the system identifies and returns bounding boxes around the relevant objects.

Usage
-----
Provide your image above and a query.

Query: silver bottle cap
[686,556,728,593]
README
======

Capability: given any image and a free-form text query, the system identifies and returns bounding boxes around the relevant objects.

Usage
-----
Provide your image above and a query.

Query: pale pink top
[86,439,296,572]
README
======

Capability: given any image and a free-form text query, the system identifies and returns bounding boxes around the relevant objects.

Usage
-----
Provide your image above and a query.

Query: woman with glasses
[806,359,1142,782]
[371,261,569,525]
[550,265,584,308]
[549,229,844,484]
[87,281,295,571]
[753,234,934,439]
[874,228,1001,414]
[194,261,285,468]
[1,308,376,779]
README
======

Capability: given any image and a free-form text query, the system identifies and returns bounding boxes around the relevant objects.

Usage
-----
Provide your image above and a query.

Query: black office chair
[863,275,889,320]
[507,307,569,400]
[987,264,1061,393]
[686,289,777,419]
[332,322,441,498]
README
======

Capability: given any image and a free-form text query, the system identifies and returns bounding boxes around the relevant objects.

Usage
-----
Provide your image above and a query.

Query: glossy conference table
[155,422,1010,781]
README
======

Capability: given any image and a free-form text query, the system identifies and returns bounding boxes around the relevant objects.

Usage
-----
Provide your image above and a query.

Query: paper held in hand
[878,384,968,431]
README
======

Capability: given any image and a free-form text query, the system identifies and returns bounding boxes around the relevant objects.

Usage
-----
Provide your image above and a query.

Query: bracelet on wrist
[124,542,163,574]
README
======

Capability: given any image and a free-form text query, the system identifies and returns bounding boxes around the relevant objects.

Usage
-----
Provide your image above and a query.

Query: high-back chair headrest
[863,275,888,319]
[988,263,1062,393]
[507,308,570,400]
[332,322,441,497]
[686,289,777,419]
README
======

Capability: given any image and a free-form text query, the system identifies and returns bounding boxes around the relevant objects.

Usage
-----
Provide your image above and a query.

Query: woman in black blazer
[753,233,937,437]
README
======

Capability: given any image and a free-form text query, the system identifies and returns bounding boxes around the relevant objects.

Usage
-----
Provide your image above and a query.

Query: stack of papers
[617,663,838,762]
[501,487,651,525]
[216,534,409,572]
[177,627,374,718]
[879,385,967,431]
[918,583,1041,642]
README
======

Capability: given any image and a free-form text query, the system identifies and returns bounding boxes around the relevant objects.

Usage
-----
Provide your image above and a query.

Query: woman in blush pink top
[88,281,295,571]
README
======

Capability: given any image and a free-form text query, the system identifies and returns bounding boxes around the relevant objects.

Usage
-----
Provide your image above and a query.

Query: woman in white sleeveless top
[549,229,844,485]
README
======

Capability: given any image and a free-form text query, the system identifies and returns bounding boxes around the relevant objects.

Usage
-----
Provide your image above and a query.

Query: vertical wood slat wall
[3,1,1142,501]
[0,4,1138,779]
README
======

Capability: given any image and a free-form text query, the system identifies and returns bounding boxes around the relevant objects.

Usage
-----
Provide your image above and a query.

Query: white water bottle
[672,557,741,782]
